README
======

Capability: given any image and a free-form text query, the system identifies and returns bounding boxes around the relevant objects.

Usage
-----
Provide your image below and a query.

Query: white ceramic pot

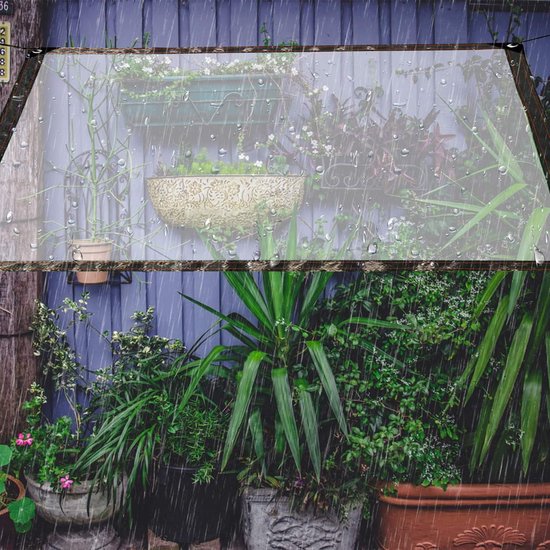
[147,175,305,230]
[242,487,362,550]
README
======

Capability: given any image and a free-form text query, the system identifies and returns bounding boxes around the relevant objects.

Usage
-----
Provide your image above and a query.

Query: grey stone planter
[26,476,122,550]
[242,488,362,550]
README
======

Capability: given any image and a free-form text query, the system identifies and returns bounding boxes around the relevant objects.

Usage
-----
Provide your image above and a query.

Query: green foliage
[0,445,35,533]
[75,309,228,513]
[156,148,290,177]
[113,52,297,101]
[181,235,406,510]
[317,271,490,489]
[462,272,550,474]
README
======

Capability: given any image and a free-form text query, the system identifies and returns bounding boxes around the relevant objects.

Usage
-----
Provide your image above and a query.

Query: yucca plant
[460,270,550,473]
[182,222,406,482]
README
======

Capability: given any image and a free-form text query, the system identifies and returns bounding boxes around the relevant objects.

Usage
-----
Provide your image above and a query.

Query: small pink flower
[16,433,33,446]
[60,476,74,490]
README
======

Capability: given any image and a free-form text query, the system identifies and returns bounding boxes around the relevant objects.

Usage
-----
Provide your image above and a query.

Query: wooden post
[0,0,42,440]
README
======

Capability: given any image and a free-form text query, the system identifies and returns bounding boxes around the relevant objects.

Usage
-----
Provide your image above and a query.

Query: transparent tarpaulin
[0,45,549,267]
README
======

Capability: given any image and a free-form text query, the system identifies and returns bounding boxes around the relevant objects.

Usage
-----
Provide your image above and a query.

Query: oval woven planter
[147,175,305,230]
[376,482,550,549]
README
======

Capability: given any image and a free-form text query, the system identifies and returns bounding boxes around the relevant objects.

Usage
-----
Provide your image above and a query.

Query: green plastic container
[119,73,288,127]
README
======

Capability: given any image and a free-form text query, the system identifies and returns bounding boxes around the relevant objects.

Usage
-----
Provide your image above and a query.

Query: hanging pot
[147,174,305,230]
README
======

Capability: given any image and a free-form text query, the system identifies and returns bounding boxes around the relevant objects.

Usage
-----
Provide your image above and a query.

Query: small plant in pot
[13,297,124,550]
[39,57,142,282]
[181,246,409,548]
[147,143,305,234]
[75,307,238,547]
[113,51,298,128]
[0,445,35,548]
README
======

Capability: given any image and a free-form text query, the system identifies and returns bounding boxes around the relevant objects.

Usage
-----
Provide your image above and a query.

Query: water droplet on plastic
[400,148,409,157]
[367,243,378,254]
[6,211,13,223]
[534,246,545,265]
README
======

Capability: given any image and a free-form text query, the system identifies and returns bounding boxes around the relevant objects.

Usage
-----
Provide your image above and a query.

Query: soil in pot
[0,476,26,550]
[70,239,113,285]
[145,465,239,548]
[376,483,550,549]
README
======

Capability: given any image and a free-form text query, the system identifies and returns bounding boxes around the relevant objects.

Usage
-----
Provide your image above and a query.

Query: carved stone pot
[147,175,305,230]
[376,483,550,549]
[242,487,362,550]
[26,476,122,550]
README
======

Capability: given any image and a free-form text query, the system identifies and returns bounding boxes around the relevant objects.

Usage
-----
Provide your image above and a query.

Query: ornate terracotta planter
[242,488,362,550]
[376,483,550,549]
[147,175,305,230]
[0,476,25,550]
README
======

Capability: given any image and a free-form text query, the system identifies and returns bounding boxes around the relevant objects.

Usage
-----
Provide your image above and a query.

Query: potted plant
[39,58,142,283]
[75,307,239,547]
[0,445,35,549]
[114,52,297,128]
[12,298,125,549]
[272,81,447,194]
[321,271,550,549]
[181,235,408,548]
[147,146,305,231]
[316,271,515,549]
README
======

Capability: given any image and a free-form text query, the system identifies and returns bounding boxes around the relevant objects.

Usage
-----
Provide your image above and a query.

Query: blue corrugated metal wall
[42,0,550,416]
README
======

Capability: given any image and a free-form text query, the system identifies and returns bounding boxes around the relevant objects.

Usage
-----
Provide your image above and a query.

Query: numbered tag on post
[0,22,9,83]
[0,1,14,16]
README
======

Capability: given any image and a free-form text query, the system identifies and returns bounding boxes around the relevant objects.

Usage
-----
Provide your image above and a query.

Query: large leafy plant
[75,308,227,511]
[320,272,489,489]
[182,258,405,484]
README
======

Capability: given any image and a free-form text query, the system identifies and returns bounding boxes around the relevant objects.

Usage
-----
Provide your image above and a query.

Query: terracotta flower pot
[0,476,25,550]
[147,175,305,230]
[376,483,550,549]
[70,239,113,284]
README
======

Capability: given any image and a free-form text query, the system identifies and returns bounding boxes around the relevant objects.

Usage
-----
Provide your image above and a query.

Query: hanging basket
[147,174,305,230]
[119,73,289,128]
